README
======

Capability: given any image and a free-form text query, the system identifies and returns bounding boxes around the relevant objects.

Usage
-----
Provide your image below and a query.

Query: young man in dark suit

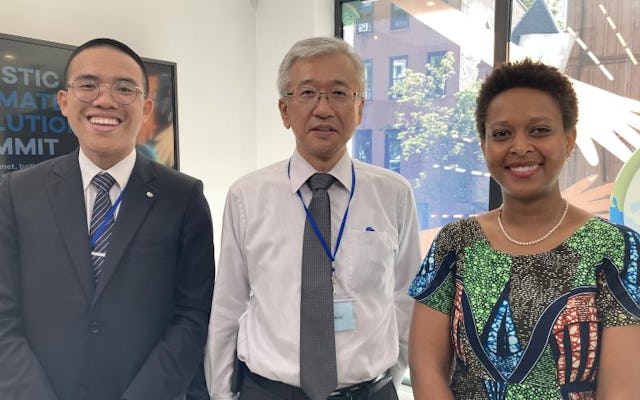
[0,38,214,400]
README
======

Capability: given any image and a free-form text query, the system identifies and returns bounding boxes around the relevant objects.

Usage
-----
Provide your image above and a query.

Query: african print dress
[408,217,640,399]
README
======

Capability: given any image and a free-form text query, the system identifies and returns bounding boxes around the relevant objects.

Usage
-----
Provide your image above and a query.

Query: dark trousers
[238,370,399,400]
[186,359,209,400]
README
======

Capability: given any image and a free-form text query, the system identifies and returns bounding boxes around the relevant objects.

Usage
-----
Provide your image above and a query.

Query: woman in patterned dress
[407,59,640,400]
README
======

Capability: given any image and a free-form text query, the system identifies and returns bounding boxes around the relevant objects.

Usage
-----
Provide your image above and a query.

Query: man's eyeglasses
[67,79,145,105]
[284,87,362,107]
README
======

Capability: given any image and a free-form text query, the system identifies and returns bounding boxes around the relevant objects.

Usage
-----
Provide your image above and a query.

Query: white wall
[1,0,334,262]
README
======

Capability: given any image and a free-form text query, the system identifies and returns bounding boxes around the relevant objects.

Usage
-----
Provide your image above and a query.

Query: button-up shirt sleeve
[205,186,250,400]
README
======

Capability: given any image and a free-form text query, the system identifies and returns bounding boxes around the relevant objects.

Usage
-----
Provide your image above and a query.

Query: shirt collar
[288,150,353,194]
[79,148,137,191]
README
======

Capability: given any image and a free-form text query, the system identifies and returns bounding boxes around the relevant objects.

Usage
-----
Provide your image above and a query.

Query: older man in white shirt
[206,37,421,400]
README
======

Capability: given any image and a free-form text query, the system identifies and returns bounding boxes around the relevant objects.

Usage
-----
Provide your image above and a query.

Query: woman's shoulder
[568,216,632,249]
[434,216,486,250]
[561,215,640,277]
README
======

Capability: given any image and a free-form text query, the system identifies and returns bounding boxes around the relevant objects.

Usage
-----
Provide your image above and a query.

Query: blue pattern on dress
[483,379,507,400]
[623,230,639,301]
[485,298,523,378]
[408,241,438,297]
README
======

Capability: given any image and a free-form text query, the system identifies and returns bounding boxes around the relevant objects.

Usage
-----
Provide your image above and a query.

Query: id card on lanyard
[288,159,357,331]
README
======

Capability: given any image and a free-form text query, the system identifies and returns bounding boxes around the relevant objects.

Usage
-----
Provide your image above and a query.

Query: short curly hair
[475,58,578,141]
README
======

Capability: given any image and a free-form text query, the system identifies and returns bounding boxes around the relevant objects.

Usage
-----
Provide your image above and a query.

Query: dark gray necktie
[89,172,116,283]
[300,173,337,400]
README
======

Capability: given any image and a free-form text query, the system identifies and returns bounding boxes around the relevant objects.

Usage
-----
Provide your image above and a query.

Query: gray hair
[277,37,366,97]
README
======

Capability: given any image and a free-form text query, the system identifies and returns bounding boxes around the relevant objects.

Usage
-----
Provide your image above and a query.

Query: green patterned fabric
[408,217,640,399]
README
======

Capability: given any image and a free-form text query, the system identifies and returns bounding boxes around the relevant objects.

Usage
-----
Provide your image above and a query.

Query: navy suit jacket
[0,151,215,400]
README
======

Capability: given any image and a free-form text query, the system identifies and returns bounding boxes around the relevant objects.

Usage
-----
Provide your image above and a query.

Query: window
[353,129,372,163]
[427,50,447,97]
[390,4,409,30]
[356,1,373,33]
[384,129,401,173]
[363,59,373,100]
[339,0,640,235]
[427,51,446,68]
[389,56,407,99]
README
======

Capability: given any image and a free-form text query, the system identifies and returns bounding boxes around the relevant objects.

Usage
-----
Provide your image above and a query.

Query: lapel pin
[146,191,154,198]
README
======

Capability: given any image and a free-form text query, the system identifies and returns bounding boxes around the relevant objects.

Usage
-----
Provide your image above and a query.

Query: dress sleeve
[596,224,640,327]
[407,227,457,315]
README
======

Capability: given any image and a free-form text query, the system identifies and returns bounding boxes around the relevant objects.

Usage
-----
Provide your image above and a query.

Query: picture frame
[0,33,179,176]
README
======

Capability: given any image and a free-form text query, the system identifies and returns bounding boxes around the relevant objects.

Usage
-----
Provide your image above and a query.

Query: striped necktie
[89,172,116,283]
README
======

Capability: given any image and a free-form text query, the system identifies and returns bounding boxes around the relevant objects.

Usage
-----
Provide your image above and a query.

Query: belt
[329,372,393,399]
[245,369,392,400]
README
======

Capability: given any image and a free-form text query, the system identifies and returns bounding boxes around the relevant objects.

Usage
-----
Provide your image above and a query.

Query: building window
[427,50,446,67]
[353,129,372,163]
[363,59,373,100]
[427,50,447,96]
[390,4,409,30]
[356,2,373,33]
[384,129,401,172]
[389,56,408,99]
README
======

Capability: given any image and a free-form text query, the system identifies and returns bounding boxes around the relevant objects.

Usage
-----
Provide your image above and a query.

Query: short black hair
[475,58,578,140]
[64,38,149,95]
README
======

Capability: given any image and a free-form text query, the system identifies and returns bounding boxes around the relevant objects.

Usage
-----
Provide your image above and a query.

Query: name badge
[334,299,355,332]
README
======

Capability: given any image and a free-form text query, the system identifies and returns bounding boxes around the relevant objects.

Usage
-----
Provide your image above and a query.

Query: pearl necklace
[497,200,569,246]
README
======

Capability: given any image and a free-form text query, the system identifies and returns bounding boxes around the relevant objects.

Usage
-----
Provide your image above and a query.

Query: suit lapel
[92,156,157,305]
[47,152,94,301]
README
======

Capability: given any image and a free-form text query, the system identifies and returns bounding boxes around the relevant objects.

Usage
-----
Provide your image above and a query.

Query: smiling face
[58,46,153,169]
[278,53,364,172]
[481,87,576,202]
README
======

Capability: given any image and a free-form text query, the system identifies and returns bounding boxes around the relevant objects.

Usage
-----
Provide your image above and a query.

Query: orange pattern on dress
[551,293,599,389]
[452,280,466,365]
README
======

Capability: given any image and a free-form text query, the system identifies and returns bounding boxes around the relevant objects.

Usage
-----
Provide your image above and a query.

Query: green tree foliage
[389,51,485,192]
[341,2,360,26]
[387,51,489,219]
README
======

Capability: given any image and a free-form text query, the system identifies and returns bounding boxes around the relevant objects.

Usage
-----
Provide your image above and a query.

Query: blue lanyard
[89,190,124,249]
[288,159,356,263]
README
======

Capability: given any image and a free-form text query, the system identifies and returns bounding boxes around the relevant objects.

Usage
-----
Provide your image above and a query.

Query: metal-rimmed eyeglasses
[67,78,146,105]
[284,86,362,107]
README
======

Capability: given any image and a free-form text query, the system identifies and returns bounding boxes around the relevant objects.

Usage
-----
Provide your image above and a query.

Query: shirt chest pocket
[339,229,397,294]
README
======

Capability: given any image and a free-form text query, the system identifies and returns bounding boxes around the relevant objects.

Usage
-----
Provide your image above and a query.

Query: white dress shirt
[205,150,421,400]
[79,149,136,229]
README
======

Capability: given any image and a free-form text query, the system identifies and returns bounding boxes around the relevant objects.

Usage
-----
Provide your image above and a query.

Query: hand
[561,175,613,218]
[571,79,640,165]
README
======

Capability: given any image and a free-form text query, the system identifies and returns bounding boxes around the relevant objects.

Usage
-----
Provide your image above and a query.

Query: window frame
[363,58,373,100]
[355,1,374,34]
[353,129,373,163]
[389,55,408,100]
[384,128,401,173]
[390,4,410,31]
